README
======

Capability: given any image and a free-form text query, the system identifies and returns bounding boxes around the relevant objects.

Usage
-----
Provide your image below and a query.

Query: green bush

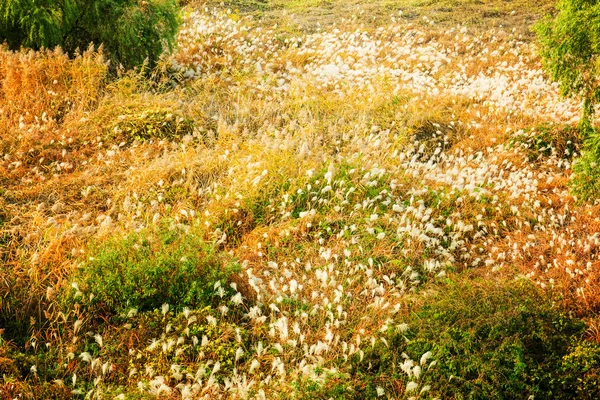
[344,278,600,399]
[571,130,600,201]
[72,223,238,316]
[0,0,180,70]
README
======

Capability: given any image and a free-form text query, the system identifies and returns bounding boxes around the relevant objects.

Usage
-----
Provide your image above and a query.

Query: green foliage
[111,107,196,142]
[294,371,355,400]
[71,223,238,316]
[571,129,600,200]
[0,0,180,70]
[344,278,600,399]
[535,3,600,202]
[0,0,64,50]
[535,0,600,129]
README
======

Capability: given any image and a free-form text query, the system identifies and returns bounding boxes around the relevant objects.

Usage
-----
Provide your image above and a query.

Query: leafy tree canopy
[536,0,600,129]
[0,0,180,70]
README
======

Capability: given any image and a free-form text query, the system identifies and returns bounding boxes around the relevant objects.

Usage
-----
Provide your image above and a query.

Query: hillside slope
[1,0,600,398]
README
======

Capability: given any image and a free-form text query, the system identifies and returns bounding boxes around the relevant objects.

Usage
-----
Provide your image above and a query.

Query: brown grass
[198,0,554,35]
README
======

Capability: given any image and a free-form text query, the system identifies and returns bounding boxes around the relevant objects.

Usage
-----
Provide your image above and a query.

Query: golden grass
[0,46,106,127]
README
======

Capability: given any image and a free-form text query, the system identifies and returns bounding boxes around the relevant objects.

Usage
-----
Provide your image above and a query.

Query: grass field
[2,0,600,398]
[200,0,554,34]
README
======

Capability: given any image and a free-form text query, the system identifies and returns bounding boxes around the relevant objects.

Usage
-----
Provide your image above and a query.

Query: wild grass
[0,45,106,126]
[1,0,599,398]
[199,0,554,35]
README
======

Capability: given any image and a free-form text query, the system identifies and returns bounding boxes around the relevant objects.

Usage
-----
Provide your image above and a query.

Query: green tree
[535,0,600,130]
[0,0,180,70]
[536,0,600,200]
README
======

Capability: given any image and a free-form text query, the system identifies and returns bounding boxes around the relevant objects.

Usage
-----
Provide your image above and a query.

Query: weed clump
[70,223,239,317]
[332,278,600,399]
[511,123,581,162]
[110,107,196,143]
[410,117,464,161]
[117,307,249,383]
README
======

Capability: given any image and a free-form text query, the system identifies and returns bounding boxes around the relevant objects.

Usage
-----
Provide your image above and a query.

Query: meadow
[1,0,600,398]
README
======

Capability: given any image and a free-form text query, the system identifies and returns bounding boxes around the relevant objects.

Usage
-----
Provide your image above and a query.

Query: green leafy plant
[0,0,180,70]
[71,223,238,316]
[571,130,600,200]
[345,278,600,399]
[559,341,600,397]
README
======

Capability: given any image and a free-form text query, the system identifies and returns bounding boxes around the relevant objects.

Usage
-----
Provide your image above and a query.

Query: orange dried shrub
[0,45,107,129]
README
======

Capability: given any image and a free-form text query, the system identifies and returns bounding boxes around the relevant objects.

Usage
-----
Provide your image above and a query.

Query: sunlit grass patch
[200,0,553,34]
[0,45,106,128]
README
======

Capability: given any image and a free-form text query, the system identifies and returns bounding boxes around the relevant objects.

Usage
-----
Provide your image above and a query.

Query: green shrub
[71,223,238,316]
[571,130,600,201]
[345,278,600,399]
[0,0,180,70]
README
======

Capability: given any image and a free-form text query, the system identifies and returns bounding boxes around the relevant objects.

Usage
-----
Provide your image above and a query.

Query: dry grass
[198,0,554,35]
[0,45,106,126]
